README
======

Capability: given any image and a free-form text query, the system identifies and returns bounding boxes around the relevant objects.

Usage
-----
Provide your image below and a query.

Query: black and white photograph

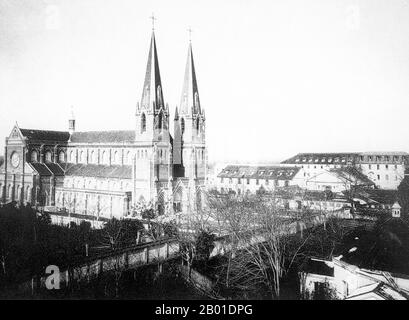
[1,0,409,310]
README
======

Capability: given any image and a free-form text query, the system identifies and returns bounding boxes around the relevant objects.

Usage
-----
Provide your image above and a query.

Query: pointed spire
[174,106,179,120]
[179,42,201,116]
[140,31,165,112]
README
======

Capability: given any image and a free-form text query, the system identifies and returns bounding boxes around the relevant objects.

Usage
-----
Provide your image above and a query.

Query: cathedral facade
[0,31,207,220]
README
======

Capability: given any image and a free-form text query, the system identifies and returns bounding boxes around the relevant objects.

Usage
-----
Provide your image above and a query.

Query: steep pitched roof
[179,42,201,116]
[29,163,53,176]
[20,129,70,142]
[69,131,135,143]
[45,162,65,176]
[65,164,132,179]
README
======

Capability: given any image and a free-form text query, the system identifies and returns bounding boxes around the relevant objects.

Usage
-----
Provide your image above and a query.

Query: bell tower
[134,29,172,207]
[175,40,206,183]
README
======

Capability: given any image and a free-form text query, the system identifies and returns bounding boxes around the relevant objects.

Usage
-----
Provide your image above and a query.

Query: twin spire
[179,42,201,116]
[140,32,164,111]
[140,30,201,117]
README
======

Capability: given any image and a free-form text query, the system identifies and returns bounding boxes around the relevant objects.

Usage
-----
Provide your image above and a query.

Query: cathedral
[0,30,207,220]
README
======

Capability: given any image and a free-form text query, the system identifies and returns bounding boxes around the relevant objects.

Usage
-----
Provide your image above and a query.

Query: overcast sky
[1,0,409,163]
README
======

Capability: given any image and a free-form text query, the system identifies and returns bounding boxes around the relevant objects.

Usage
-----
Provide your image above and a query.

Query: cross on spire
[187,26,193,42]
[150,13,156,31]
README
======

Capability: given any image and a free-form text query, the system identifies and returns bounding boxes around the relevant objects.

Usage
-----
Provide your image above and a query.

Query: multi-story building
[0,30,208,219]
[282,152,408,190]
[214,164,374,195]
[214,165,305,195]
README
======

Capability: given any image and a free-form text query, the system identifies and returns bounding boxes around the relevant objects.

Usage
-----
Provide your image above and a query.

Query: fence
[17,238,180,294]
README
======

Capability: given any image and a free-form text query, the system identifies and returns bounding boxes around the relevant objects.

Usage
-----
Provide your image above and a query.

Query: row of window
[372,174,399,181]
[298,163,400,170]
[220,177,289,187]
[295,157,350,164]
[64,178,131,191]
[294,155,404,164]
[360,155,402,162]
[0,184,32,201]
[365,164,399,170]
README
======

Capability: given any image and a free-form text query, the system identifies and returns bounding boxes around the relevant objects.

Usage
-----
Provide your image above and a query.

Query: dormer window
[45,151,52,163]
[58,151,65,163]
[31,150,38,163]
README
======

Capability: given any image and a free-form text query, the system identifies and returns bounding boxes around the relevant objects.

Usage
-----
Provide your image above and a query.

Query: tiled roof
[65,164,132,179]
[30,163,52,176]
[282,153,359,165]
[20,129,70,142]
[45,162,65,176]
[69,131,135,144]
[217,165,300,180]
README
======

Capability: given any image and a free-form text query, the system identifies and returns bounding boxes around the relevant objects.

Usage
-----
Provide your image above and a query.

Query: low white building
[212,165,305,195]
[304,167,375,192]
[300,257,409,300]
[212,164,375,195]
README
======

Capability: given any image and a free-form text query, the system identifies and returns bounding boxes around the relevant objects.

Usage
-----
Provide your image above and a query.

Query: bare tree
[208,193,311,299]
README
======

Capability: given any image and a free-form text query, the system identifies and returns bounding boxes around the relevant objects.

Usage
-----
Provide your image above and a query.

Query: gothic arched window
[31,150,38,163]
[102,151,108,165]
[158,112,163,130]
[181,118,185,134]
[90,150,95,164]
[70,150,75,163]
[114,151,120,164]
[80,151,86,163]
[196,118,200,132]
[141,113,146,133]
